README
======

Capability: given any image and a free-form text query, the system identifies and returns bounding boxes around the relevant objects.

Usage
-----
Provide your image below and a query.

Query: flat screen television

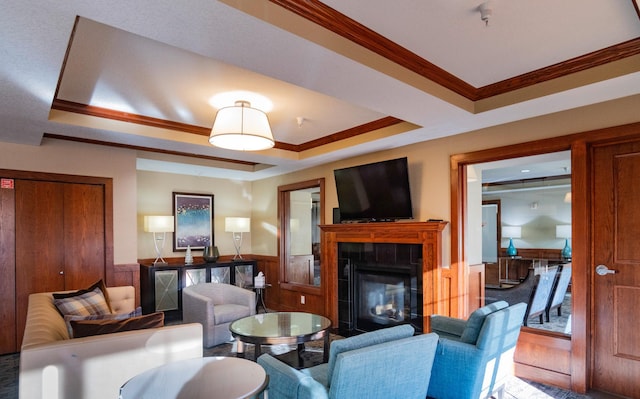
[334,157,414,222]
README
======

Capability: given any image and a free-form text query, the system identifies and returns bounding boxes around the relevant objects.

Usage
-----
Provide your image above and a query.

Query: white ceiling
[1,0,639,181]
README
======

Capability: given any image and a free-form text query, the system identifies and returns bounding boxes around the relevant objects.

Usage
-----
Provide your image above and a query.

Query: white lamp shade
[502,226,521,238]
[144,215,174,233]
[209,101,274,151]
[556,224,572,239]
[225,217,251,233]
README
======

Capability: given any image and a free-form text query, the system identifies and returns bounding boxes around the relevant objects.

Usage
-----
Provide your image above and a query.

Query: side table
[247,284,272,313]
[119,357,267,399]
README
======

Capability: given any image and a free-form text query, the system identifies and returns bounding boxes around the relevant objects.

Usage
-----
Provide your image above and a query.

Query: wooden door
[592,139,640,398]
[62,183,105,288]
[15,180,66,344]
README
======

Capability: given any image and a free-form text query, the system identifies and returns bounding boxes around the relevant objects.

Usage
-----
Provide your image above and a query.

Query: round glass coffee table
[230,312,332,368]
[119,356,267,399]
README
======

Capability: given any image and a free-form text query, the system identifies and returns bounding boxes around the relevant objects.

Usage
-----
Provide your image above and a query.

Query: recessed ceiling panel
[57,17,387,145]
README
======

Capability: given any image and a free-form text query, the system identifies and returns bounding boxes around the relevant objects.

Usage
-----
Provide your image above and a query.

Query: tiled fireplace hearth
[320,221,448,334]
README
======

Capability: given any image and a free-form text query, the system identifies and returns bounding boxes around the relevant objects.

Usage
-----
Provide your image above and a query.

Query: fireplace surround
[320,221,448,334]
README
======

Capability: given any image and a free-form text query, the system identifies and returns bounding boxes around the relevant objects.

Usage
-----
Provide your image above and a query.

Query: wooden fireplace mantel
[320,221,448,332]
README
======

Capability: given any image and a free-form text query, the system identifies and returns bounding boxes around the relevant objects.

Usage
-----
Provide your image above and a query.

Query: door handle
[596,264,616,276]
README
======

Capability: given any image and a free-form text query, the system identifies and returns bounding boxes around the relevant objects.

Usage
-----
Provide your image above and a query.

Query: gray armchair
[182,283,256,347]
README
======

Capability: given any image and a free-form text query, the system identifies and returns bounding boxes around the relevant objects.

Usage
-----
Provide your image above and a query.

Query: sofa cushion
[53,285,112,317]
[70,311,165,338]
[64,307,143,338]
[460,300,509,344]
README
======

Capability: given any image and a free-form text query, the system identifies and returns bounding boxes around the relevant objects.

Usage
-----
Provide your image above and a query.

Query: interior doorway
[467,151,572,336]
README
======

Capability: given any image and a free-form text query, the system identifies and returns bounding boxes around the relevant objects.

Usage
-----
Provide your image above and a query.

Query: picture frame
[172,192,214,251]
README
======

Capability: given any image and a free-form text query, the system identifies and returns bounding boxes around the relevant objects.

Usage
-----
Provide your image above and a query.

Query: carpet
[0,332,617,399]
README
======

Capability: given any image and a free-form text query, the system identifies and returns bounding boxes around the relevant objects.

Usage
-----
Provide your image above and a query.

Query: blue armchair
[257,324,439,399]
[427,301,527,399]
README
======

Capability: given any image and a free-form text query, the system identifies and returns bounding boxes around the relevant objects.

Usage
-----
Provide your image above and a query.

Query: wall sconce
[556,224,572,259]
[144,215,175,265]
[502,226,521,257]
[225,217,251,260]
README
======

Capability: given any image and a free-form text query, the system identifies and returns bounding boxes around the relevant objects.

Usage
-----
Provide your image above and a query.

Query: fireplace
[320,221,447,334]
[338,243,422,336]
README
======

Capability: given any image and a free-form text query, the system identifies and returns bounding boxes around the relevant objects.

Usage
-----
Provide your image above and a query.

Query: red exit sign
[1,178,14,189]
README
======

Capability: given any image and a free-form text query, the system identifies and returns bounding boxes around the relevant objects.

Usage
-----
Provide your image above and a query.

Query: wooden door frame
[277,178,325,294]
[450,122,640,393]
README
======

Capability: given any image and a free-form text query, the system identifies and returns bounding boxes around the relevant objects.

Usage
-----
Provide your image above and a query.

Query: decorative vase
[506,238,517,256]
[562,238,572,259]
[203,246,220,262]
[185,245,194,264]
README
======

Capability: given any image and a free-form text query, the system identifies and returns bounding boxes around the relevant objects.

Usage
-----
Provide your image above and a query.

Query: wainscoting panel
[515,329,572,390]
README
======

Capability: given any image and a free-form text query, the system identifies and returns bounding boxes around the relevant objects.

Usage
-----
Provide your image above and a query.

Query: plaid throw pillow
[53,286,112,317]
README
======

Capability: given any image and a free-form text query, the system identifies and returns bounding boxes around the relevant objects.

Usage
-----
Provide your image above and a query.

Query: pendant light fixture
[209,100,275,151]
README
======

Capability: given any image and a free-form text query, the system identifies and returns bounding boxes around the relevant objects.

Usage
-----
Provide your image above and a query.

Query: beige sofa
[19,286,203,399]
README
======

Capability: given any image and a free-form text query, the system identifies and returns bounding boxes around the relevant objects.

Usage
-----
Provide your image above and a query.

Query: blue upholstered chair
[427,301,527,399]
[257,324,439,399]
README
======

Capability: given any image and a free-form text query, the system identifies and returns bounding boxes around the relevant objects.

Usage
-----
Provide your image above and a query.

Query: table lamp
[225,217,250,260]
[144,215,174,265]
[556,224,572,259]
[502,226,521,256]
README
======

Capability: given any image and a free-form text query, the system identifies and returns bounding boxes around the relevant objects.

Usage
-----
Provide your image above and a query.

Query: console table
[140,260,257,321]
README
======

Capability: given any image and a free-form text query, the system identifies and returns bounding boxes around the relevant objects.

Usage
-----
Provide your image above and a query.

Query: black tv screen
[334,157,414,222]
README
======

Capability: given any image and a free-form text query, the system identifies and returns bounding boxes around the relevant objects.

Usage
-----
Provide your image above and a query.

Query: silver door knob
[596,264,616,276]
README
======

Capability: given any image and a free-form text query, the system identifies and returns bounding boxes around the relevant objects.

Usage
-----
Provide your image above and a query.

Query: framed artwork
[173,192,214,251]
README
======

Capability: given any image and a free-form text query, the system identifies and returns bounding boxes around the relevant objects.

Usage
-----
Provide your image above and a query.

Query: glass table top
[230,312,331,339]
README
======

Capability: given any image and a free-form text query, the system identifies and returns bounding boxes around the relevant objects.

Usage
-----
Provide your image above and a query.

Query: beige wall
[1,94,638,267]
[0,139,138,265]
[251,94,640,266]
[136,170,252,260]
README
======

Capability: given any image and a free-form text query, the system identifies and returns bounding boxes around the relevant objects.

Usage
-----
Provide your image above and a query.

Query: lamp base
[153,260,168,266]
[506,238,518,256]
[232,232,244,260]
[562,238,572,259]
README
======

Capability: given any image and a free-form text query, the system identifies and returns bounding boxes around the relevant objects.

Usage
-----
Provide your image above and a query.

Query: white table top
[119,356,267,399]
